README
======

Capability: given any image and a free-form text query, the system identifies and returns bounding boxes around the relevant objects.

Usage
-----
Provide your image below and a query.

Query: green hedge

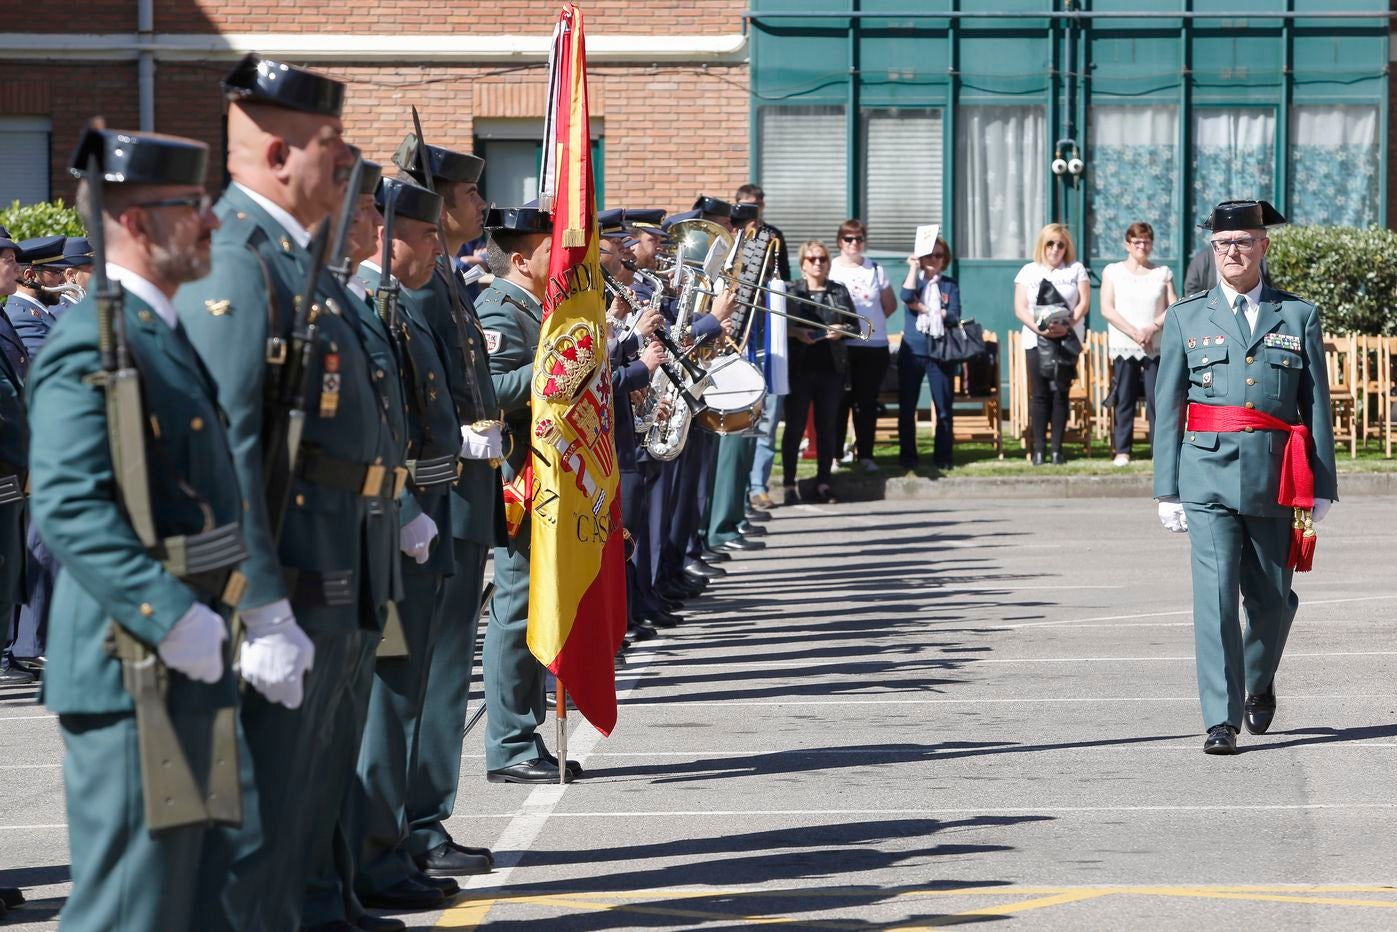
[0,199,86,242]
[1266,225,1397,336]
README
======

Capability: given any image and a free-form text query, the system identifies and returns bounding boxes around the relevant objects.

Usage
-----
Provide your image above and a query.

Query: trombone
[690,275,873,340]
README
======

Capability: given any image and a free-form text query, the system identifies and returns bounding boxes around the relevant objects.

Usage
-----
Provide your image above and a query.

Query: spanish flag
[527,2,628,736]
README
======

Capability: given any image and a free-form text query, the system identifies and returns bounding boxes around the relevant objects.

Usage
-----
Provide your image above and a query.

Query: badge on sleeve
[1187,337,1197,349]
[484,329,502,354]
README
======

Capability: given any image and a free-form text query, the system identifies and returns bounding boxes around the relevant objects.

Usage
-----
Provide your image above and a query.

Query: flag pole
[556,680,568,784]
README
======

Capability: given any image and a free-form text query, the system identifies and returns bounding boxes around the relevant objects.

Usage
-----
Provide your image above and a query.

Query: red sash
[1185,402,1318,571]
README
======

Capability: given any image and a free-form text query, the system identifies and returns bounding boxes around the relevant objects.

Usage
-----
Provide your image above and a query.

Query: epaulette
[212,207,262,247]
[1171,290,1210,308]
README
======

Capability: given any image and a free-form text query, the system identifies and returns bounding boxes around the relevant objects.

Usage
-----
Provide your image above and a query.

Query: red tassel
[1296,532,1316,573]
[1287,526,1303,570]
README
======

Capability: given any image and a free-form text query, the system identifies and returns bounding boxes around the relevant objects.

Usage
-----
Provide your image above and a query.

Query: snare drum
[694,353,766,435]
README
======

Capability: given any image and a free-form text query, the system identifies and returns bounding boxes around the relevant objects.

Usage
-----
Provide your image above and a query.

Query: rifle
[328,154,365,287]
[408,108,501,445]
[263,217,333,544]
[88,150,241,833]
[375,180,401,334]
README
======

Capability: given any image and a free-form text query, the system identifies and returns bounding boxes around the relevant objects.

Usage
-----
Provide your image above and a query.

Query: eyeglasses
[803,255,830,264]
[928,251,949,260]
[134,193,213,215]
[1211,236,1261,254]
[1045,240,1065,249]
[1127,239,1153,248]
[841,236,865,243]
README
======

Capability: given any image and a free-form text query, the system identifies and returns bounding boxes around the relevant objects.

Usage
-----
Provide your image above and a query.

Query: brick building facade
[1,0,753,213]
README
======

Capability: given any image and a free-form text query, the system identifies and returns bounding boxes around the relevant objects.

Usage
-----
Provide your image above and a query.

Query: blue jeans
[897,345,957,468]
[749,392,784,494]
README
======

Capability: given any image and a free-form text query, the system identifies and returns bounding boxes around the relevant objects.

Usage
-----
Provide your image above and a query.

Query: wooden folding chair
[1323,334,1359,459]
[950,332,1004,458]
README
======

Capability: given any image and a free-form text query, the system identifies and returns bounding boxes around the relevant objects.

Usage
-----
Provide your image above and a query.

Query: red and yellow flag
[526,2,628,735]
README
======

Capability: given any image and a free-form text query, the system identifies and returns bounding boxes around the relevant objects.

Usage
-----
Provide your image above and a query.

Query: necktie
[1233,294,1251,341]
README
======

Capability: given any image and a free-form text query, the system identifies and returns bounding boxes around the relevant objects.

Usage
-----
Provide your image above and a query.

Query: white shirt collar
[233,182,311,249]
[107,263,177,328]
[1219,277,1264,330]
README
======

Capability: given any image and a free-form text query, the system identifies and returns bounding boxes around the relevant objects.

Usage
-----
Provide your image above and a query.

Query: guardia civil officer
[174,54,383,931]
[393,134,503,873]
[476,204,581,784]
[1154,200,1338,755]
[0,227,30,695]
[30,126,259,932]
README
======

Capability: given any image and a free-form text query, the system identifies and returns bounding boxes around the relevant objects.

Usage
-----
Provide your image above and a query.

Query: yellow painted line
[1146,890,1397,909]
[433,896,496,928]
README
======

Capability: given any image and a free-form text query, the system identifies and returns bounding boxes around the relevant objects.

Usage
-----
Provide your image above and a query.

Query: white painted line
[972,595,1396,631]
[628,650,1397,673]
[0,764,60,770]
[455,745,1397,760]
[455,803,1397,820]
[0,713,56,721]
[0,823,66,831]
[620,695,1396,708]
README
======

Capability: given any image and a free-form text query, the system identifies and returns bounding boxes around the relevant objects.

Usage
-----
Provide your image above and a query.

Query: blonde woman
[1013,224,1090,465]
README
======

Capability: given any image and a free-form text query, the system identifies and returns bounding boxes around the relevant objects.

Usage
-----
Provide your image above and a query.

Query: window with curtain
[0,117,50,207]
[1289,105,1380,228]
[1191,108,1276,253]
[1087,105,1179,260]
[758,106,848,249]
[863,109,943,254]
[955,106,1045,260]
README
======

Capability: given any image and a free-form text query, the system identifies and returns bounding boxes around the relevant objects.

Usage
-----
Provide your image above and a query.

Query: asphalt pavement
[3,495,1396,929]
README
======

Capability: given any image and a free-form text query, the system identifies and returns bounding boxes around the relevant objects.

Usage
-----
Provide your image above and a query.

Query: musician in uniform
[393,136,503,874]
[30,126,256,932]
[55,236,95,309]
[8,236,65,356]
[0,227,30,697]
[1154,199,1337,755]
[174,54,382,930]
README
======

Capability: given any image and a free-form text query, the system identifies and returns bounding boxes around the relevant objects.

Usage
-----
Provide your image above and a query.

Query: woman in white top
[827,218,896,472]
[1100,221,1178,465]
[1013,224,1090,465]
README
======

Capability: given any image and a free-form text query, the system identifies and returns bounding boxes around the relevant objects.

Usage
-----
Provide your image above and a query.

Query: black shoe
[644,610,681,628]
[629,621,659,641]
[719,536,765,552]
[0,887,22,908]
[662,580,704,600]
[737,521,766,537]
[306,922,358,932]
[700,547,732,563]
[358,877,446,911]
[541,751,583,777]
[1244,691,1277,735]
[660,596,685,612]
[1203,724,1238,755]
[487,758,572,784]
[745,507,771,522]
[413,872,460,896]
[1031,451,1045,466]
[782,485,799,505]
[0,666,35,687]
[684,560,725,579]
[356,916,407,932]
[449,841,494,865]
[1051,451,1066,465]
[417,842,492,877]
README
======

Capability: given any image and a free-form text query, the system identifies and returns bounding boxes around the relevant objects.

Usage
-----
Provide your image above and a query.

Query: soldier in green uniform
[393,138,504,869]
[173,55,392,930]
[30,127,257,932]
[1154,200,1337,755]
[476,204,581,784]
[0,226,29,702]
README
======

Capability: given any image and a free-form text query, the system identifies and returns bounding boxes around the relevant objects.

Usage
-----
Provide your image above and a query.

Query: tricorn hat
[692,194,732,217]
[221,53,345,118]
[730,202,759,224]
[1199,199,1287,232]
[485,200,552,234]
[376,177,443,226]
[345,147,383,198]
[393,135,484,186]
[69,126,208,187]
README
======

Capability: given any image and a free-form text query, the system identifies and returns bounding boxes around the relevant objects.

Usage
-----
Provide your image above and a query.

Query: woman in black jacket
[781,240,855,503]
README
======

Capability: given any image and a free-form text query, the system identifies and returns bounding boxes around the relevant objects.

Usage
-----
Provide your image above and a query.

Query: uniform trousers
[687,429,719,563]
[1183,501,1299,730]
[1111,354,1159,456]
[708,433,756,547]
[407,538,489,858]
[647,457,677,591]
[14,525,57,658]
[59,702,230,932]
[483,532,546,771]
[897,346,957,469]
[662,431,711,578]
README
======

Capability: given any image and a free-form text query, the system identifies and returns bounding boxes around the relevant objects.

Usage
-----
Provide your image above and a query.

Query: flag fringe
[562,228,586,248]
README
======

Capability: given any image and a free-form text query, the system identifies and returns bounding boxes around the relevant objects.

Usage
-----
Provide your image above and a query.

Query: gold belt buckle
[221,570,248,608]
[360,464,387,497]
[392,466,409,498]
[266,337,288,365]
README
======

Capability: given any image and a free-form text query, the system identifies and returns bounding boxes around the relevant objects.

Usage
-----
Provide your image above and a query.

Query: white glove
[1313,499,1333,523]
[1157,500,1189,533]
[460,423,503,461]
[158,602,228,684]
[400,512,439,565]
[238,598,315,709]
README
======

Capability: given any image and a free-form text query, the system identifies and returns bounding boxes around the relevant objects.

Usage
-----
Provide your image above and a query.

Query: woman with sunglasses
[828,219,896,473]
[897,235,960,471]
[1013,224,1090,465]
[781,240,854,504]
[1100,222,1177,466]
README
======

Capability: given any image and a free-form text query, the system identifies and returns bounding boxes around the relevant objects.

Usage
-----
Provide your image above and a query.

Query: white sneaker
[1112,454,1130,467]
[860,458,880,473]
[840,448,855,464]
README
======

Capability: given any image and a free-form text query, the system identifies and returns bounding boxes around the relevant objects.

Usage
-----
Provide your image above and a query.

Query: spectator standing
[1100,222,1176,465]
[828,219,896,473]
[782,241,852,504]
[1013,224,1090,465]
[896,233,960,471]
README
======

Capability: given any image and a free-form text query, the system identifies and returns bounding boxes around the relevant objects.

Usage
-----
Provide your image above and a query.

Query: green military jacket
[402,266,502,546]
[359,263,457,578]
[0,342,27,607]
[1154,283,1338,517]
[31,286,244,714]
[475,278,541,485]
[175,184,392,618]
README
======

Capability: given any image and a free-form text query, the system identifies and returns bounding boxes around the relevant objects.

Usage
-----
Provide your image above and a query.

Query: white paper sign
[913,223,940,258]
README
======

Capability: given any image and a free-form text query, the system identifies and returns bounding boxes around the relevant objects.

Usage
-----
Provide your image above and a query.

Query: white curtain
[1289,105,1380,227]
[955,106,1046,259]
[1087,105,1179,259]
[1190,108,1276,251]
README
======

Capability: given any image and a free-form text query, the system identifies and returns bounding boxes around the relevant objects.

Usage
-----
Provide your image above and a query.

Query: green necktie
[1233,294,1251,341]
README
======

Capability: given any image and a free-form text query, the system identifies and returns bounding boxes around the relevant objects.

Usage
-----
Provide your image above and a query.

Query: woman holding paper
[897,229,960,471]
[1014,224,1090,465]
[829,219,897,473]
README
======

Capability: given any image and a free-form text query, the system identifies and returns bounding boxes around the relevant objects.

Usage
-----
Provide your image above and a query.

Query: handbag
[928,319,987,364]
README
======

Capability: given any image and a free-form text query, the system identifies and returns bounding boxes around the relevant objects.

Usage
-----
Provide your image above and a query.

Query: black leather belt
[0,474,24,506]
[286,569,356,609]
[151,523,249,607]
[407,453,460,489]
[298,448,407,500]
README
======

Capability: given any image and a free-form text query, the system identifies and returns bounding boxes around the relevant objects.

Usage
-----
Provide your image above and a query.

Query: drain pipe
[138,0,154,130]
